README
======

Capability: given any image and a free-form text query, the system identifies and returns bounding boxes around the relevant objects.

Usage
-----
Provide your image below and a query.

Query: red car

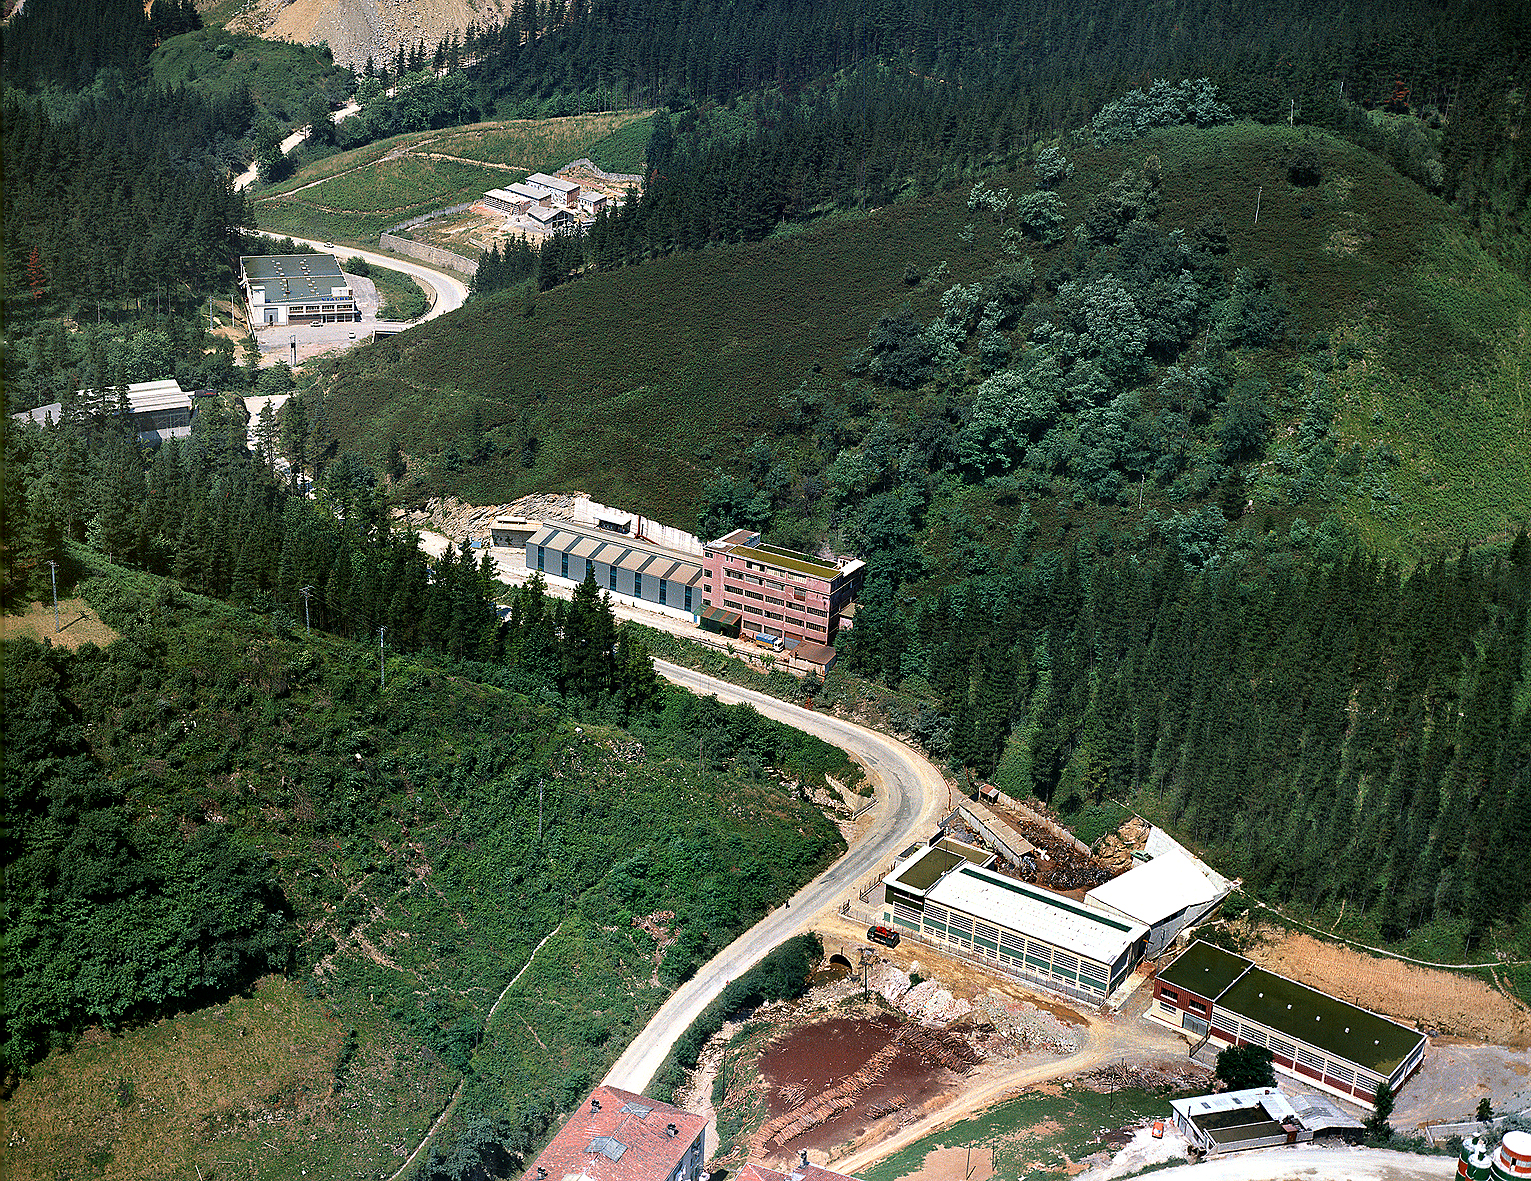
[867,925,900,948]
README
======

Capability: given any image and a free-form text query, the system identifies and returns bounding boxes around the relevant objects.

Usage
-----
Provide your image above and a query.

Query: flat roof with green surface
[1220,965,1424,1075]
[731,543,840,580]
[885,846,970,893]
[1159,940,1254,999]
[1161,941,1426,1076]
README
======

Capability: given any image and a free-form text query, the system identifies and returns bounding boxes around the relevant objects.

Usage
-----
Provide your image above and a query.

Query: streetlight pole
[46,560,59,632]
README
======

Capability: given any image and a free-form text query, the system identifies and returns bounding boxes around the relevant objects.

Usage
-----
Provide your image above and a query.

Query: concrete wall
[570,495,704,555]
[562,158,644,188]
[379,233,478,277]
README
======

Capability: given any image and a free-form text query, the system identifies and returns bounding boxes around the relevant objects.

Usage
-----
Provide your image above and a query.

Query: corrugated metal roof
[592,542,628,565]
[618,550,651,572]
[926,865,1145,965]
[1084,850,1218,926]
[570,536,604,559]
[528,524,560,547]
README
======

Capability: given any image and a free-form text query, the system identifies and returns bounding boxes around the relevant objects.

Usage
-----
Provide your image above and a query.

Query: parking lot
[253,272,382,366]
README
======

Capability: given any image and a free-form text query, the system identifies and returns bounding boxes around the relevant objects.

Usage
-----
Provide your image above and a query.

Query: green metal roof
[1159,940,1254,999]
[1161,941,1425,1076]
[1220,965,1424,1075]
[889,846,970,891]
[731,543,840,580]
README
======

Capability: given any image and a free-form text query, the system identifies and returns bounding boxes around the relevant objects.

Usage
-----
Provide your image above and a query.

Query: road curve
[601,659,948,1094]
[246,230,469,324]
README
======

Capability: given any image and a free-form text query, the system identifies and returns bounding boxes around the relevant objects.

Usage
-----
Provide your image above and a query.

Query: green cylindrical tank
[1460,1136,1493,1181]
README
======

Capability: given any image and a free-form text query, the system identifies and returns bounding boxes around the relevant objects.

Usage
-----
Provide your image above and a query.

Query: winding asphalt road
[246,230,469,324]
[601,659,947,1094]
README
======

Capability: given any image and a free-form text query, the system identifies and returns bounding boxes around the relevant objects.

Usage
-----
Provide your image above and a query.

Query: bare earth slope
[224,0,509,70]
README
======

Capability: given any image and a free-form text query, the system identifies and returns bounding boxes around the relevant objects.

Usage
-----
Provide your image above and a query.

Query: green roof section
[1159,940,1254,999]
[732,542,840,580]
[887,846,969,892]
[242,254,344,281]
[1220,965,1425,1075]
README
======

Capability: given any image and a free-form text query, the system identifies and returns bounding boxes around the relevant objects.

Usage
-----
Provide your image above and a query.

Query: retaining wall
[379,233,478,277]
[563,157,644,187]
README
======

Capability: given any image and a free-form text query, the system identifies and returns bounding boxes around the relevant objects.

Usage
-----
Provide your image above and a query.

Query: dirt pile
[1093,817,1151,875]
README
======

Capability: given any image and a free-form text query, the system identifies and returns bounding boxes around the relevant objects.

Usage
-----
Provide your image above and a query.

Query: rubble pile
[398,491,591,547]
[1094,816,1152,875]
[1079,1058,1211,1093]
[967,992,1081,1053]
[899,979,974,1023]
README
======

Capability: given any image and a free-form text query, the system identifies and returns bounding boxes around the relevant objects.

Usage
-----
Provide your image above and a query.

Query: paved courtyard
[253,272,390,365]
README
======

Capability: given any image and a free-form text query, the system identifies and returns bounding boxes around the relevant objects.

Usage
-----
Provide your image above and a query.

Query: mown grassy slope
[253,113,652,246]
[317,121,1531,559]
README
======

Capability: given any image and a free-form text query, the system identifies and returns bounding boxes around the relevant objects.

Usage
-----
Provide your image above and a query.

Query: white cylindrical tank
[1491,1130,1531,1180]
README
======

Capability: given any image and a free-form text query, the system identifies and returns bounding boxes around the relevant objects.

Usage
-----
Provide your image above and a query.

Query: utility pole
[298,585,315,632]
[1253,186,1262,225]
[538,779,544,840]
[46,560,59,633]
[1289,98,1295,127]
[379,626,386,688]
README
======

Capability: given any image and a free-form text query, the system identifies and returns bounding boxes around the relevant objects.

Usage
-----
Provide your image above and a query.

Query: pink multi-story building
[701,529,864,647]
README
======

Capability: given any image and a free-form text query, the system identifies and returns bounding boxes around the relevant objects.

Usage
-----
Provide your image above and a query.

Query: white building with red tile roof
[525,1087,705,1181]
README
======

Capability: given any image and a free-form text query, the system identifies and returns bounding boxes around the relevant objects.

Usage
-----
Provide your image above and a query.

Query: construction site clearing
[404,165,636,264]
[687,945,1211,1176]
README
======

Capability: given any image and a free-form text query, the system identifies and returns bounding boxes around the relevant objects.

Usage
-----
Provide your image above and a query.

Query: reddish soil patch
[755,1015,978,1160]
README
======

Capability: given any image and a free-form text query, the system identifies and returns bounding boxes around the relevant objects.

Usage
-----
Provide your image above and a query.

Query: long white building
[880,844,1147,1002]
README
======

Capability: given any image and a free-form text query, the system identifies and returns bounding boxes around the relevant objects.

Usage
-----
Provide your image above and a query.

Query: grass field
[858,1081,1183,1181]
[0,597,119,650]
[255,155,513,245]
[252,113,652,247]
[312,121,1531,560]
[371,262,430,320]
[0,975,457,1181]
[426,111,652,175]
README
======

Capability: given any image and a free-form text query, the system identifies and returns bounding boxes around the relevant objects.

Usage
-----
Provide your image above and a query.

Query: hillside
[2,552,850,1180]
[208,0,511,72]
[316,121,1531,563]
